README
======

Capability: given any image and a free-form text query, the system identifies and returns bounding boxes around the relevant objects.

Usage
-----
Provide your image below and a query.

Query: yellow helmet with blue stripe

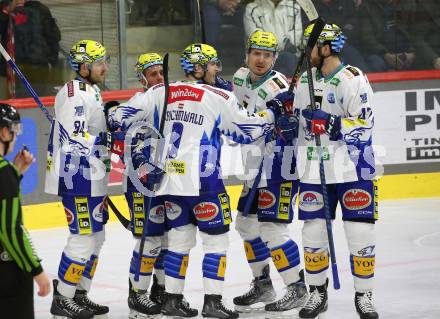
[69,40,109,71]
[180,43,220,73]
[135,53,163,79]
[303,23,346,53]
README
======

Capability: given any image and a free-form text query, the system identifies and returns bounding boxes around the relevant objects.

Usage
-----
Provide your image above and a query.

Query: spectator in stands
[203,0,243,46]
[407,0,440,70]
[243,0,302,75]
[313,0,369,71]
[0,0,61,98]
[358,0,416,72]
[203,0,245,71]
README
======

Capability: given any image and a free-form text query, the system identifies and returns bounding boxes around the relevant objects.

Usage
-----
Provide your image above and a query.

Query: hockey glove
[277,113,299,142]
[98,131,125,156]
[132,152,165,190]
[214,76,233,92]
[266,92,295,120]
[302,108,341,141]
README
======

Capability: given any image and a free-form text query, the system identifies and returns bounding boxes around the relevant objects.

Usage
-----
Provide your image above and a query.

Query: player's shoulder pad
[202,84,232,100]
[233,67,248,87]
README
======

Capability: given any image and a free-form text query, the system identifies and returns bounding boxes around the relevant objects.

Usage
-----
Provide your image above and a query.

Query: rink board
[23,172,440,230]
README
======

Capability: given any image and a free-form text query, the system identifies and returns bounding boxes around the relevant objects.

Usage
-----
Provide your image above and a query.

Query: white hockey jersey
[108,81,275,196]
[45,79,109,196]
[295,64,376,184]
[233,67,294,187]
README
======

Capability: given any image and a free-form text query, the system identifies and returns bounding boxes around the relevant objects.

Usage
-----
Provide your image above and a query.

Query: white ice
[32,197,440,319]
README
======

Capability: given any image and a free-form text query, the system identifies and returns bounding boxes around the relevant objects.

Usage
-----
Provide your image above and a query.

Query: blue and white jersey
[295,64,376,184]
[108,81,275,196]
[45,79,109,196]
[233,67,294,187]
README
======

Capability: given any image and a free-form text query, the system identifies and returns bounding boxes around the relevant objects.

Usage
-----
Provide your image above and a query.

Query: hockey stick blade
[296,0,319,21]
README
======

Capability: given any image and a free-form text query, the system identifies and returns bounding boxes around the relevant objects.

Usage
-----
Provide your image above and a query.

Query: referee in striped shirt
[0,103,50,318]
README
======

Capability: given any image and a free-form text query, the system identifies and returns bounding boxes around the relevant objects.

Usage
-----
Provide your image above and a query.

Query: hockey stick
[303,18,341,290]
[242,0,319,216]
[0,42,130,230]
[288,0,319,94]
[134,53,169,282]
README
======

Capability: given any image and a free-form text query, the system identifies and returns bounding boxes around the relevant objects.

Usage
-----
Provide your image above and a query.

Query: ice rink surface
[32,198,440,319]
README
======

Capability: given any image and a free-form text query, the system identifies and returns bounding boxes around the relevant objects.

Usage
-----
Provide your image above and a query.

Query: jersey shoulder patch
[345,66,360,77]
[272,77,286,89]
[78,81,87,92]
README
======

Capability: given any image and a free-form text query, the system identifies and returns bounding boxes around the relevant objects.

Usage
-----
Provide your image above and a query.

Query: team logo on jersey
[342,125,373,144]
[360,93,368,104]
[258,189,276,209]
[165,201,182,220]
[327,93,335,104]
[342,189,372,210]
[299,191,324,212]
[149,205,165,224]
[64,207,74,225]
[168,85,204,104]
[330,78,341,87]
[193,202,219,221]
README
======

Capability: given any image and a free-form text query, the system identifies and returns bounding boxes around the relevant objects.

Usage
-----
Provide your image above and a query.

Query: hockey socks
[164,251,189,294]
[203,253,226,295]
[244,237,271,277]
[270,239,301,285]
[129,250,156,290]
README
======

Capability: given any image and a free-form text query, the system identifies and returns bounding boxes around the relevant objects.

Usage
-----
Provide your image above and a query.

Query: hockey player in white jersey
[108,52,166,318]
[107,44,294,318]
[45,40,111,319]
[276,23,379,319]
[232,30,307,315]
[180,43,233,91]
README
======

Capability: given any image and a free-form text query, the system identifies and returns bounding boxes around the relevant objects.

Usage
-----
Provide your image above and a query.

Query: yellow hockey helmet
[247,30,278,52]
[303,23,346,53]
[69,40,109,71]
[180,43,220,73]
[135,53,163,79]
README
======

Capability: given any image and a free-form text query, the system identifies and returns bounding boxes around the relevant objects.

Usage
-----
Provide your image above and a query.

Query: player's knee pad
[200,231,229,253]
[344,221,376,280]
[260,222,291,249]
[167,225,196,253]
[244,237,271,264]
[270,240,300,273]
[64,233,96,261]
[58,252,86,286]
[203,253,227,281]
[235,212,260,241]
[164,251,189,280]
[302,219,329,274]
